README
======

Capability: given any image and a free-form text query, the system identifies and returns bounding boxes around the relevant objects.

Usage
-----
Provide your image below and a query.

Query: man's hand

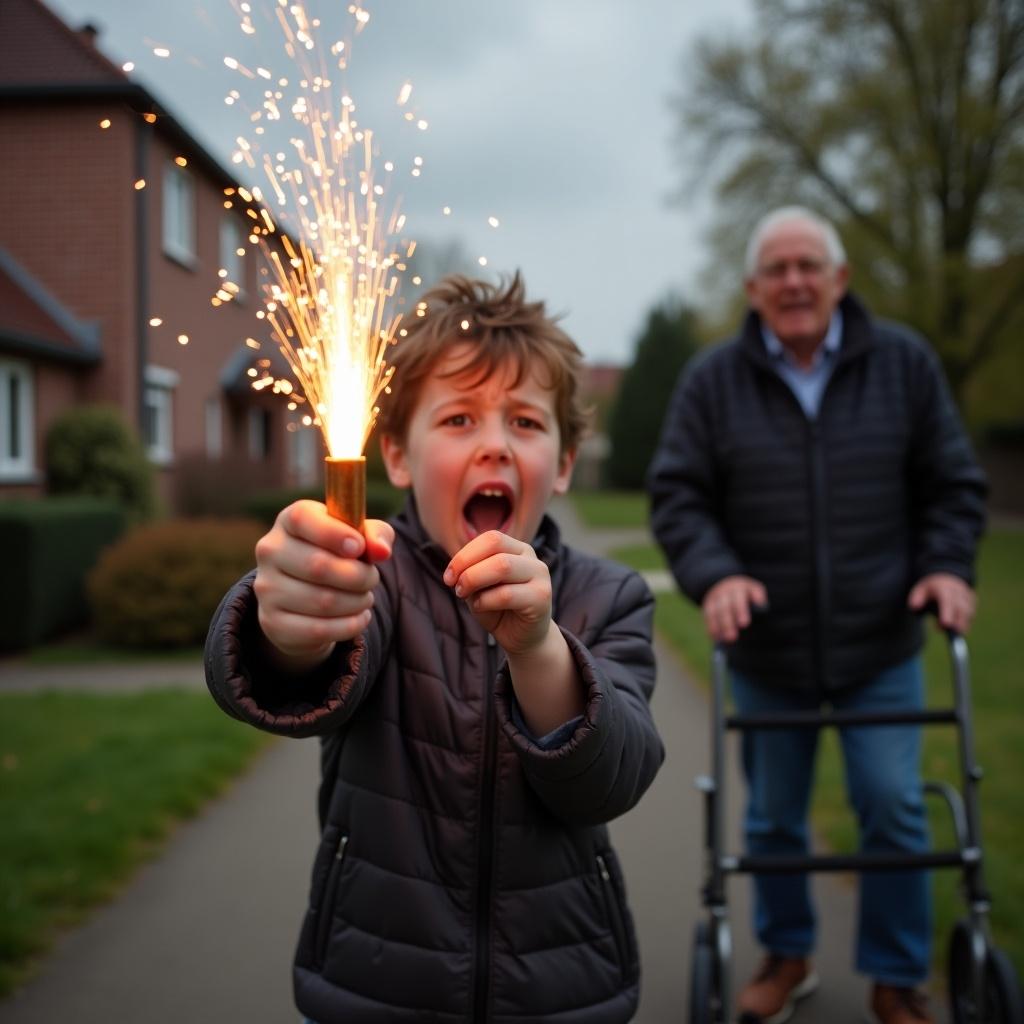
[253,500,394,673]
[702,575,768,644]
[444,531,553,656]
[907,572,976,634]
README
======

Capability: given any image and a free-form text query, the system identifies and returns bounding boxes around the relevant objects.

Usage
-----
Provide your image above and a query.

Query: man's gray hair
[744,206,848,278]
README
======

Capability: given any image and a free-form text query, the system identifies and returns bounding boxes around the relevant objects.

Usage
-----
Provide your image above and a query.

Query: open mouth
[462,484,514,537]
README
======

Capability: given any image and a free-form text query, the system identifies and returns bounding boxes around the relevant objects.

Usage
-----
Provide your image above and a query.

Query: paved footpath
[0,499,948,1023]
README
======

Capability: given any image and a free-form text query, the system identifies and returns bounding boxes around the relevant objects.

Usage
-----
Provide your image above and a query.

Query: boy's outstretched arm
[205,501,394,737]
[254,500,393,672]
[444,530,584,736]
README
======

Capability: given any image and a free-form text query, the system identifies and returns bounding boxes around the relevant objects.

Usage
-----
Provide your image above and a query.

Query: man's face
[744,219,849,351]
[380,346,576,558]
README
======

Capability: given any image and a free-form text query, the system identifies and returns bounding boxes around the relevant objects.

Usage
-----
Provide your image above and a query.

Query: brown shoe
[868,984,934,1024]
[737,954,818,1023]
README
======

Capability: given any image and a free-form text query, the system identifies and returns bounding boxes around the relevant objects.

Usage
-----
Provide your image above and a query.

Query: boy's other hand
[444,531,552,656]
[253,500,394,672]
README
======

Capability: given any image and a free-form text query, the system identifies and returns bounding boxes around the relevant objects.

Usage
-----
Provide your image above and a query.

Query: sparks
[232,2,409,458]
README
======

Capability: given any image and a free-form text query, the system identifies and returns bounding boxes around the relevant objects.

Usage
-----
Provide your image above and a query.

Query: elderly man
[648,207,987,1024]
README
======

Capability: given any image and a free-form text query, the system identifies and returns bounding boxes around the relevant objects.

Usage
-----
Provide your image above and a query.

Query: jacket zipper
[806,419,830,695]
[597,854,628,979]
[314,832,348,968]
[473,633,498,1022]
[763,363,834,695]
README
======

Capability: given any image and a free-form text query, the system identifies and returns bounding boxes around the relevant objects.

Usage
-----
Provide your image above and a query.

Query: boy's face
[380,345,576,558]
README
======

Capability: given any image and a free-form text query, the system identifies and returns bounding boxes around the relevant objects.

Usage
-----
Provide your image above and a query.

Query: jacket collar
[739,291,875,371]
[391,495,563,577]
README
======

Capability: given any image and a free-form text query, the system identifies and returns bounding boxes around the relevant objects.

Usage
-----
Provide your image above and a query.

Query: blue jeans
[732,656,931,986]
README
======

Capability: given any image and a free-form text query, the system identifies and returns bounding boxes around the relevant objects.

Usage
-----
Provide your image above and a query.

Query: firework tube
[324,457,366,532]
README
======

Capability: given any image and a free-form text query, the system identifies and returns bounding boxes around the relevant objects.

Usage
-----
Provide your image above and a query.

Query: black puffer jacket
[205,502,664,1023]
[647,293,987,694]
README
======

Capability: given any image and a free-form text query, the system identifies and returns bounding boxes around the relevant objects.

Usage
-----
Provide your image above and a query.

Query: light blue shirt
[761,311,842,419]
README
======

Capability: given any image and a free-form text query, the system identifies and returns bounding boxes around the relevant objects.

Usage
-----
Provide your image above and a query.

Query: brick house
[0,0,318,512]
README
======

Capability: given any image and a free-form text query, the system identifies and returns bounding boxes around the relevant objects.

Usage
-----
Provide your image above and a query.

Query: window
[144,365,179,464]
[163,163,196,266]
[219,216,246,299]
[205,397,223,458]
[248,407,272,460]
[0,359,34,481]
[288,420,318,486]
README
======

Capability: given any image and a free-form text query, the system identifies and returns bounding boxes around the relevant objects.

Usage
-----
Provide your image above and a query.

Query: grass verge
[609,530,1024,976]
[0,690,271,997]
[570,490,649,529]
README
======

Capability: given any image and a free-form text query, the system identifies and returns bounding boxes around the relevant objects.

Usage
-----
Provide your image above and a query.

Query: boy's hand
[253,500,393,673]
[444,531,552,656]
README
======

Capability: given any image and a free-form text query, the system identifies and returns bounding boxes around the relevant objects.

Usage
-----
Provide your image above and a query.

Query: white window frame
[144,365,179,465]
[288,419,318,486]
[0,358,35,482]
[247,407,272,461]
[162,162,196,267]
[219,215,246,301]
[205,397,223,459]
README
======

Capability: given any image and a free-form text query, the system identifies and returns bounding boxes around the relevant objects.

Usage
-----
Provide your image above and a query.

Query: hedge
[87,519,266,649]
[0,497,126,651]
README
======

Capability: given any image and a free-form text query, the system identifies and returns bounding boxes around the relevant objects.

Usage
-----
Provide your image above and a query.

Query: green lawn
[570,490,649,529]
[0,690,271,997]
[610,529,1024,976]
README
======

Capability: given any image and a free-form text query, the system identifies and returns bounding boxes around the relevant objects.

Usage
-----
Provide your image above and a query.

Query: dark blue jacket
[647,293,987,693]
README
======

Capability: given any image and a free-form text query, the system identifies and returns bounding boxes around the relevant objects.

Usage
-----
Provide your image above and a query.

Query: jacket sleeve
[907,341,988,586]
[494,568,664,826]
[646,356,746,604]
[204,570,392,738]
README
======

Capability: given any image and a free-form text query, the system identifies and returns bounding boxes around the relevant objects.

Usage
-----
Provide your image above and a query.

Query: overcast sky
[49,0,752,364]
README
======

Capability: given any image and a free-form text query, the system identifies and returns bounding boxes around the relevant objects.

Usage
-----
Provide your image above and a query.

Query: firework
[223,1,413,527]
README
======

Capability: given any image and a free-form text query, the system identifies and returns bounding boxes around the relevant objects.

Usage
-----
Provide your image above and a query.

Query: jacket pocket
[313,831,349,969]
[596,852,630,980]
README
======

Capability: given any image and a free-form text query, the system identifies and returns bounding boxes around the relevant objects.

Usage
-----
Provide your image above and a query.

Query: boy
[205,272,664,1023]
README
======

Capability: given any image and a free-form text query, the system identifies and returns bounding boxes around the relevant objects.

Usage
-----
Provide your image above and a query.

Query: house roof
[0,0,242,193]
[0,247,101,364]
[0,0,126,87]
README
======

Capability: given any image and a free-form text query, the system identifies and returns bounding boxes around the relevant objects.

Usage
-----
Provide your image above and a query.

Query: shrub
[0,498,126,651]
[46,405,156,522]
[87,519,264,648]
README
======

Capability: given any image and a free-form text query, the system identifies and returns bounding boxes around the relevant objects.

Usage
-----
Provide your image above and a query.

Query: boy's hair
[378,272,591,452]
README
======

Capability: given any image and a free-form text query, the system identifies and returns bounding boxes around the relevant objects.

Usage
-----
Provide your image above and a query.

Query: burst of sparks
[223,1,412,458]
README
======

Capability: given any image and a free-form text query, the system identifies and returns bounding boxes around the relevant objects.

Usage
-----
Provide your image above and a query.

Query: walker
[687,626,1023,1023]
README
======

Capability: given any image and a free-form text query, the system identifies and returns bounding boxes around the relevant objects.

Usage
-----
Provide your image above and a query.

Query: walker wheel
[688,921,714,1024]
[949,919,1024,1024]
